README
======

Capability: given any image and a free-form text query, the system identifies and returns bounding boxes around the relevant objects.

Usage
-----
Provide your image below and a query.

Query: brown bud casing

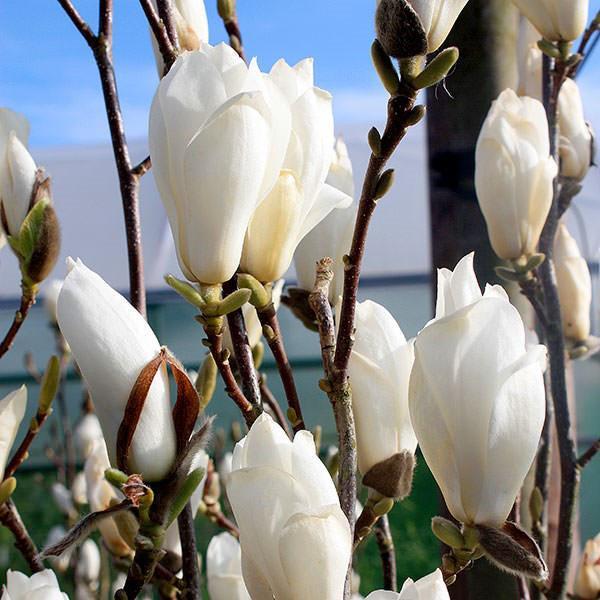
[375,0,428,59]
[362,450,415,499]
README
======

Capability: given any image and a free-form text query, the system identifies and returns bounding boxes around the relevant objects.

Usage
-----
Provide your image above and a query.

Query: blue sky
[0,1,599,147]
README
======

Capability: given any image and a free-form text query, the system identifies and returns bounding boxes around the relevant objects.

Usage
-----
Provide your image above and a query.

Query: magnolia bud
[0,386,27,481]
[554,224,592,342]
[206,532,251,600]
[476,89,557,261]
[511,0,588,42]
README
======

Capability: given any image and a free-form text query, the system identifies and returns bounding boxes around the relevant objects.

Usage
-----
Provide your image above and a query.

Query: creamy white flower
[85,441,134,557]
[207,532,251,600]
[475,89,557,261]
[57,258,176,480]
[0,109,36,237]
[1,569,68,600]
[517,18,543,100]
[227,413,352,600]
[558,78,594,181]
[554,224,592,342]
[71,471,88,505]
[150,0,209,74]
[44,526,72,573]
[346,300,417,476]
[163,449,209,557]
[0,386,27,480]
[409,254,546,526]
[405,0,470,53]
[51,482,76,519]
[365,569,450,599]
[42,280,63,326]
[76,539,101,587]
[574,533,600,599]
[150,44,292,284]
[222,279,284,352]
[218,451,234,489]
[511,0,588,42]
[241,60,352,283]
[295,139,357,304]
[74,412,105,460]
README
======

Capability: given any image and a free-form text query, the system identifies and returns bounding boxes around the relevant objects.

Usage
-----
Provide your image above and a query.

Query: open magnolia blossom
[223,279,284,352]
[206,532,251,600]
[295,138,357,305]
[558,78,594,181]
[0,386,26,480]
[75,539,101,588]
[150,43,292,284]
[574,533,600,599]
[150,0,208,74]
[511,0,588,42]
[554,224,592,343]
[346,300,417,493]
[163,449,209,557]
[74,412,104,460]
[409,253,546,526]
[475,88,557,262]
[227,413,352,599]
[85,441,135,557]
[1,569,67,600]
[57,258,177,481]
[241,59,352,283]
[0,108,37,237]
[365,569,450,599]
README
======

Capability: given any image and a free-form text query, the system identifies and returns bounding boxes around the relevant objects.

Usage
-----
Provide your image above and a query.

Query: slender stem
[138,0,177,70]
[177,503,200,599]
[223,278,262,407]
[156,0,179,47]
[257,307,306,432]
[259,376,293,439]
[132,155,152,178]
[577,438,599,469]
[309,258,356,600]
[0,288,35,360]
[539,53,579,600]
[0,500,44,573]
[374,516,397,592]
[57,0,147,317]
[202,460,239,537]
[219,8,246,62]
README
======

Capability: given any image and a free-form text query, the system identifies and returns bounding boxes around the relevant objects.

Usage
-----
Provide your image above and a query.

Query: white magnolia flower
[517,18,543,100]
[75,539,101,587]
[346,300,417,477]
[71,471,88,505]
[558,78,594,181]
[554,224,592,342]
[85,441,134,557]
[0,108,36,237]
[241,60,352,283]
[44,526,72,573]
[51,482,76,519]
[1,569,68,600]
[57,258,176,480]
[0,386,27,480]
[295,138,357,304]
[511,0,588,42]
[74,412,105,460]
[150,44,292,284]
[150,0,209,74]
[409,254,546,526]
[365,569,450,599]
[227,413,352,599]
[475,89,557,261]
[574,533,600,599]
[206,532,251,600]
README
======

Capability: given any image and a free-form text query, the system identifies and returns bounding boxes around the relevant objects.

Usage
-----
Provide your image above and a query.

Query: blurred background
[0,1,598,598]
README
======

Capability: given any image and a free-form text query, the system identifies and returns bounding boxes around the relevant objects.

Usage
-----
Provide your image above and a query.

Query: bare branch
[56,0,96,46]
[577,438,600,469]
[138,0,178,70]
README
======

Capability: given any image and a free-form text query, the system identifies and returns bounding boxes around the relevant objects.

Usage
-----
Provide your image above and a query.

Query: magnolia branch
[0,501,44,573]
[577,438,600,469]
[0,289,35,360]
[375,516,397,592]
[57,0,147,315]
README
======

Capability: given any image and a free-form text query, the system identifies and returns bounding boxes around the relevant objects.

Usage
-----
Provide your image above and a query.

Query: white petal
[0,386,27,480]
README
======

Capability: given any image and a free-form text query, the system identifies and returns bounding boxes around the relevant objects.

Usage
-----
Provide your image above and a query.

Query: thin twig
[57,0,147,316]
[0,500,44,573]
[309,258,356,600]
[138,0,177,70]
[374,516,397,592]
[0,289,35,360]
[202,460,239,537]
[577,438,600,469]
[257,307,306,432]
[223,278,262,408]
[132,155,152,178]
[259,376,293,439]
[155,0,179,48]
[219,8,246,62]
[539,53,580,600]
[177,503,201,599]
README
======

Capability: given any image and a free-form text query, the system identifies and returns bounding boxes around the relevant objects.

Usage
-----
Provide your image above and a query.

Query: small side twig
[577,438,600,469]
[259,376,293,439]
[374,516,397,592]
[155,0,179,48]
[0,500,44,573]
[138,0,178,70]
[218,4,245,62]
[257,307,306,432]
[201,460,239,537]
[131,155,152,179]
[0,289,35,360]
